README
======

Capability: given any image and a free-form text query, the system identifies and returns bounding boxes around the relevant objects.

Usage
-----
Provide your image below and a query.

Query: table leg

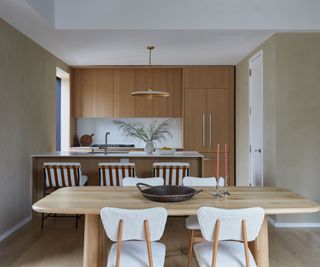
[249,216,269,267]
[83,214,100,267]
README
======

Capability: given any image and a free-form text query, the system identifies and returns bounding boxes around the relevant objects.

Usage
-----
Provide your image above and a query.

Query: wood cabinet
[183,66,234,181]
[184,89,207,152]
[183,67,207,88]
[73,69,114,118]
[92,69,114,117]
[133,69,154,117]
[206,89,229,153]
[73,69,92,117]
[114,69,135,118]
[206,66,230,89]
[153,69,168,117]
[167,69,182,117]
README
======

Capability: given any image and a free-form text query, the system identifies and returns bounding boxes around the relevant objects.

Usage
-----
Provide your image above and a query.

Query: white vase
[144,141,155,154]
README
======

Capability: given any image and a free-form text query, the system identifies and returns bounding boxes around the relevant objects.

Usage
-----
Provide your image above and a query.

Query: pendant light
[131,46,170,99]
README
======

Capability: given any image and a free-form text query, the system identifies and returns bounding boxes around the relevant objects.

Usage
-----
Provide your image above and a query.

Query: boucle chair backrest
[98,162,136,186]
[100,207,167,241]
[43,162,82,187]
[122,177,164,187]
[183,177,224,187]
[153,162,190,186]
[197,207,265,242]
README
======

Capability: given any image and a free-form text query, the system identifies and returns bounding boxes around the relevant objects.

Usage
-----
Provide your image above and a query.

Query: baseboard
[0,215,32,242]
[268,217,320,228]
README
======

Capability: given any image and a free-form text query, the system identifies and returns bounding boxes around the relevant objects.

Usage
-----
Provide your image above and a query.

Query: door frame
[249,50,264,186]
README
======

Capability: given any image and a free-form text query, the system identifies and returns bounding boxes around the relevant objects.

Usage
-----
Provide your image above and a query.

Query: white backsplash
[77,118,183,148]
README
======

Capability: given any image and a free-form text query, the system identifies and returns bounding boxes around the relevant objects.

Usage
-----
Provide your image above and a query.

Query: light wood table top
[32,186,320,216]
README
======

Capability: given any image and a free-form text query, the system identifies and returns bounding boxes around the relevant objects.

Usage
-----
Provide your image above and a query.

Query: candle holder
[223,176,231,196]
[214,177,223,198]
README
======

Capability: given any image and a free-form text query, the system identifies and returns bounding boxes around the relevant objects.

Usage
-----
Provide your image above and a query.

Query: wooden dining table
[32,186,320,267]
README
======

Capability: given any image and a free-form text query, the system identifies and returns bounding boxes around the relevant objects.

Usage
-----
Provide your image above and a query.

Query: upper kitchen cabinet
[153,69,168,117]
[114,69,135,118]
[92,69,114,117]
[72,67,184,118]
[183,67,206,89]
[73,69,93,117]
[133,69,154,117]
[167,69,182,117]
[73,69,114,117]
[206,66,230,89]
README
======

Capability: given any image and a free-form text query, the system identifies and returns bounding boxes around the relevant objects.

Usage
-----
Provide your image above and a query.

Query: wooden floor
[1,217,320,267]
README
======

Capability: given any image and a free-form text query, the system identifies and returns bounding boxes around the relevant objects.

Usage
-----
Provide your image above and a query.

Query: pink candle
[225,144,228,177]
[216,144,220,178]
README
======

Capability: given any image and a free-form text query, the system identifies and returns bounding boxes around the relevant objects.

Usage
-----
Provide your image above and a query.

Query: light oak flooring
[1,217,320,267]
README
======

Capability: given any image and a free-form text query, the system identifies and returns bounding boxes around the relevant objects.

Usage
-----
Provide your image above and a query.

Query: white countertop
[31,151,204,158]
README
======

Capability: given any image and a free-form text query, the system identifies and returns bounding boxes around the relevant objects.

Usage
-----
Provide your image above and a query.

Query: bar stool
[100,207,168,267]
[42,162,88,229]
[122,177,164,187]
[152,162,190,186]
[183,177,225,267]
[194,207,264,267]
[99,162,136,186]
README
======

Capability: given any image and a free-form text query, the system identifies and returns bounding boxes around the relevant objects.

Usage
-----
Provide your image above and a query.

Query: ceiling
[1,0,320,66]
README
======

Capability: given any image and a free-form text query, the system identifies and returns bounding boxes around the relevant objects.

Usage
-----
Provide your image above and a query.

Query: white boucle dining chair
[99,162,136,186]
[42,162,88,229]
[152,162,190,186]
[122,177,164,187]
[182,176,224,267]
[100,207,168,267]
[194,207,265,267]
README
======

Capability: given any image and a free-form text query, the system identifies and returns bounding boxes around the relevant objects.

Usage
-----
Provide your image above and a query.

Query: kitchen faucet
[104,132,110,154]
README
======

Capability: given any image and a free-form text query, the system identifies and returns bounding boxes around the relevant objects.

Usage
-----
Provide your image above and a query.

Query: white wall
[76,118,183,149]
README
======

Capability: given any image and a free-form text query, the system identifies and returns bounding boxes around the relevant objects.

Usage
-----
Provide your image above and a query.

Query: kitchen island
[31,151,203,203]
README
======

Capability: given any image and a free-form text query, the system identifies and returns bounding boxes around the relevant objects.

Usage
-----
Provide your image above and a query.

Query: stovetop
[91,144,135,148]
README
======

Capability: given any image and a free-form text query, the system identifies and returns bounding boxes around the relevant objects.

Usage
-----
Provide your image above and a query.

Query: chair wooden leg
[188,230,195,267]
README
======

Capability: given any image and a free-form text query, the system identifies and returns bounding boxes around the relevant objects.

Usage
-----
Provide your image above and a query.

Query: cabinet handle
[209,113,212,148]
[202,114,206,147]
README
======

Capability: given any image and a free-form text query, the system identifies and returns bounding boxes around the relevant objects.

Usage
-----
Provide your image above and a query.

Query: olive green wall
[0,18,68,239]
[236,33,320,224]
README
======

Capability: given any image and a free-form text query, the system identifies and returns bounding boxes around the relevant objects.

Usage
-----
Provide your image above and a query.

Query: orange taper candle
[225,144,228,177]
[216,144,220,178]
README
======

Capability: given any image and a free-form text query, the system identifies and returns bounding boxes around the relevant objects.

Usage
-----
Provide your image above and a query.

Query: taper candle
[216,144,220,178]
[225,144,228,177]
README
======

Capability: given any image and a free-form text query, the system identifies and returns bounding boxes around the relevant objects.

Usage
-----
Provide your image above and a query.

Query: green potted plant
[113,119,173,154]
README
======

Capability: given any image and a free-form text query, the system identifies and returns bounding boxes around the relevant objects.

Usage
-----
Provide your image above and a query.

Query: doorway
[249,50,263,186]
[56,67,70,151]
[56,77,61,151]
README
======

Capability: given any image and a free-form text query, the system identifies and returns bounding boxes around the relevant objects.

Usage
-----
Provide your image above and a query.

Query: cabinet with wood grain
[183,66,234,180]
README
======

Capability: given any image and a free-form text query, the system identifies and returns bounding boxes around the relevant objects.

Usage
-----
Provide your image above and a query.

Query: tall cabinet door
[134,69,154,117]
[206,89,229,152]
[184,89,207,152]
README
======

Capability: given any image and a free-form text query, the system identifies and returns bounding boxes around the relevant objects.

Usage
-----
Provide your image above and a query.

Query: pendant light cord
[147,46,154,90]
